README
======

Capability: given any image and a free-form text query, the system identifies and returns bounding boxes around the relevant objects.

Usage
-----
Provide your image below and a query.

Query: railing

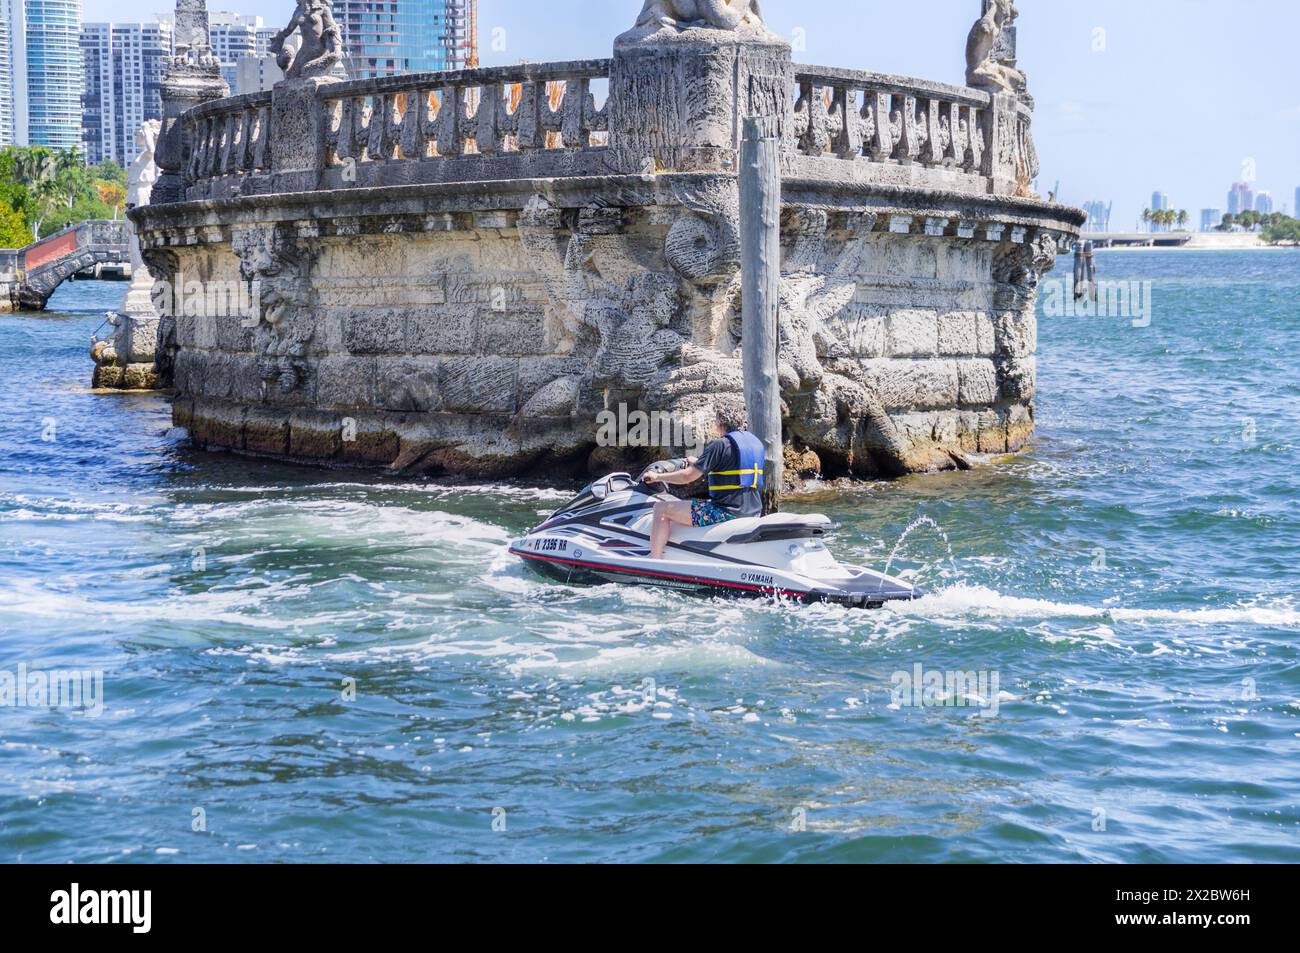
[174,58,1038,199]
[21,220,128,274]
[320,60,611,167]
[789,67,991,175]
[185,91,274,184]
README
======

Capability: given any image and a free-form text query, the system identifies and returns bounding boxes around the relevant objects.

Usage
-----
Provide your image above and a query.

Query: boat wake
[890,583,1300,629]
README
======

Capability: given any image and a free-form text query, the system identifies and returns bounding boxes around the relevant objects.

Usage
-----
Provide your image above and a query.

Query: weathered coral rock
[132,0,1083,480]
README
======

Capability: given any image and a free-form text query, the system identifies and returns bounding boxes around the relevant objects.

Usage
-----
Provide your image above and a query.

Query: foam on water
[4,259,1300,863]
[893,583,1300,629]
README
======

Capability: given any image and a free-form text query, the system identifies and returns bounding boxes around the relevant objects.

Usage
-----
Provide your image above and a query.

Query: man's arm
[650,464,703,486]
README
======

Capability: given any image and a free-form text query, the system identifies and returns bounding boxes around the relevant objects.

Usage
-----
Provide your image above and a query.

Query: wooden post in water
[739,116,783,515]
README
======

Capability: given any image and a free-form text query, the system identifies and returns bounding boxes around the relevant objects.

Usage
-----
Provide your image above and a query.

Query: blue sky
[94,0,1300,226]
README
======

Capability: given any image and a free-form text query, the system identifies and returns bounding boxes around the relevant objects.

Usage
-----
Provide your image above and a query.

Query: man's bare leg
[650,498,694,559]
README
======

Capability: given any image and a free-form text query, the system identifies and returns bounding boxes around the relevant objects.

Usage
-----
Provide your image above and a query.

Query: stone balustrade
[323,60,611,165]
[792,68,988,171]
[178,58,1041,201]
[185,92,274,186]
[787,66,1037,197]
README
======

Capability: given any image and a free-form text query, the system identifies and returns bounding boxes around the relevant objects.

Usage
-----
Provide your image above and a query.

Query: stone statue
[271,0,344,80]
[966,0,1027,95]
[123,120,161,317]
[91,120,164,389]
[634,0,767,32]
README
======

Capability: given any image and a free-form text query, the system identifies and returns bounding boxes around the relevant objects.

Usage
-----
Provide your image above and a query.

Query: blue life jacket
[707,430,766,494]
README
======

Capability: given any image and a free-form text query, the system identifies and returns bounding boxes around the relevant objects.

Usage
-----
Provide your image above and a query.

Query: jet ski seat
[626,510,835,544]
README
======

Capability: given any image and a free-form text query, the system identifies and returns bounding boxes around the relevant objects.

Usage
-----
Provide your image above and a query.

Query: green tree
[0,202,30,248]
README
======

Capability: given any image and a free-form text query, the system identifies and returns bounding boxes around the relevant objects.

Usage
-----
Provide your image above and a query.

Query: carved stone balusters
[794,80,829,155]
[253,104,270,170]
[476,83,504,156]
[832,87,871,159]
[432,87,461,156]
[560,79,589,148]
[514,82,543,151]
[922,98,945,166]
[894,93,920,164]
[398,89,433,159]
[967,104,984,173]
[866,90,893,162]
[366,93,401,161]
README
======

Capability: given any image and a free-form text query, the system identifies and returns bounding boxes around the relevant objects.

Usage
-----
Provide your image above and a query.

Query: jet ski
[509,469,923,608]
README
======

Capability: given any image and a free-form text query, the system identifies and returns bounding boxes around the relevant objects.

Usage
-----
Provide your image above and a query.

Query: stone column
[267,1,346,186]
[152,0,229,205]
[270,76,341,183]
[607,10,793,175]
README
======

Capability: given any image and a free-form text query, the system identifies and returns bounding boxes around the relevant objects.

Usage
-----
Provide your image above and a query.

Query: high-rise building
[1080,200,1112,233]
[1228,182,1254,216]
[79,19,108,160]
[1294,188,1299,220]
[207,13,262,90]
[1254,191,1273,215]
[233,52,282,95]
[1151,191,1170,212]
[1200,208,1222,232]
[80,20,172,165]
[6,0,84,150]
[0,4,14,146]
[335,0,455,78]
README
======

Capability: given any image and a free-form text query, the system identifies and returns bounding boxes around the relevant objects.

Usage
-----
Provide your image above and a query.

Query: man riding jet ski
[508,409,923,608]
[640,407,766,559]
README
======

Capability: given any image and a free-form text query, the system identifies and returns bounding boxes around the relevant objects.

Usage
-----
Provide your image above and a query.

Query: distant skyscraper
[207,13,262,90]
[1228,182,1254,216]
[1081,200,1112,233]
[6,0,84,150]
[79,20,109,160]
[233,52,282,95]
[0,4,13,146]
[1151,191,1170,212]
[335,0,455,78]
[81,20,172,165]
[1254,191,1273,215]
[1200,208,1222,232]
[1295,187,1300,220]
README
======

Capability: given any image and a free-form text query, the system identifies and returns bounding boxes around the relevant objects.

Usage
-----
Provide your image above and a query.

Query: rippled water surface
[2,252,1298,863]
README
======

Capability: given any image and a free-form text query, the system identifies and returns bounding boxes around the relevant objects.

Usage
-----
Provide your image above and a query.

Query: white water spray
[880,516,958,585]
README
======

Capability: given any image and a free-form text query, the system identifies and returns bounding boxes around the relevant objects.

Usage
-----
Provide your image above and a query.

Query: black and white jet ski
[510,471,923,608]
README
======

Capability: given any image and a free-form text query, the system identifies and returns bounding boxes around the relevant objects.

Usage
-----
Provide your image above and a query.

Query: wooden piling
[739,116,783,515]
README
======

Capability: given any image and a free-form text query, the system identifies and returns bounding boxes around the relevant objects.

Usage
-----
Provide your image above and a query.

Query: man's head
[713,405,748,437]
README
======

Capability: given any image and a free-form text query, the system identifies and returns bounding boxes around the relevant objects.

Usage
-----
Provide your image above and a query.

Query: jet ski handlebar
[637,458,691,485]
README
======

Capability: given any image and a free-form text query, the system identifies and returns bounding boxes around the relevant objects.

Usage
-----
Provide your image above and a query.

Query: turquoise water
[1,252,1297,863]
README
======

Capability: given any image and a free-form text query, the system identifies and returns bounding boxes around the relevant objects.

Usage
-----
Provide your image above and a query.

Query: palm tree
[53,148,88,210]
[1176,210,1189,232]
[1140,208,1153,233]
[13,146,56,188]
[29,176,63,240]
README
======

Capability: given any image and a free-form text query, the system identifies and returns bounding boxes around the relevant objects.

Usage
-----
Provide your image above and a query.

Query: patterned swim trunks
[691,499,738,527]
